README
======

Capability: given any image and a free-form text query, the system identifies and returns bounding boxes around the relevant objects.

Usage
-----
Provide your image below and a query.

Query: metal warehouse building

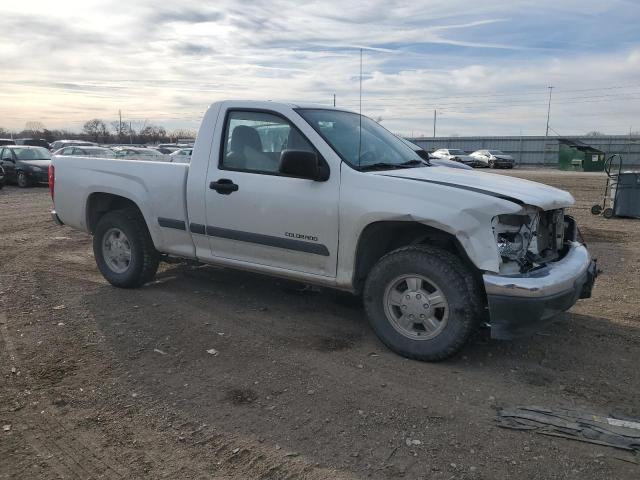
[408,135,640,167]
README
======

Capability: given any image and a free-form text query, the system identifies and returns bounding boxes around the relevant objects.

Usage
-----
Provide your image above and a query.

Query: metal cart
[591,154,640,219]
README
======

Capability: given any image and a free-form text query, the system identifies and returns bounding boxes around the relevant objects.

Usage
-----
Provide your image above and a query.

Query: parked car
[470,150,515,169]
[0,139,15,146]
[399,139,473,170]
[15,138,50,149]
[50,100,597,361]
[431,148,478,167]
[151,143,187,154]
[112,146,168,161]
[0,146,51,187]
[169,148,193,163]
[50,140,97,151]
[54,146,116,158]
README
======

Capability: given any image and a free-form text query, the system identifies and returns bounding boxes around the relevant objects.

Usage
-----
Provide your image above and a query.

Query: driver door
[204,108,340,278]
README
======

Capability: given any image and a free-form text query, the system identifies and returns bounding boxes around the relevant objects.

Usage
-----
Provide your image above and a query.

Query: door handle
[209,178,239,194]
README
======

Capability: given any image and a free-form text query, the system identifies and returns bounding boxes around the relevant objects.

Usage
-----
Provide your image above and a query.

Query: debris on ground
[496,406,640,451]
[153,348,167,355]
[206,349,219,356]
[3,425,11,431]
[52,305,66,310]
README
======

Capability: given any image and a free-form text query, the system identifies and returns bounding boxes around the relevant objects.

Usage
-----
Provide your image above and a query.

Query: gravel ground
[1,170,638,479]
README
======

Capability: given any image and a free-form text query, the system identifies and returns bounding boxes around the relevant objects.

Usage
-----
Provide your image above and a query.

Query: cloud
[0,0,638,135]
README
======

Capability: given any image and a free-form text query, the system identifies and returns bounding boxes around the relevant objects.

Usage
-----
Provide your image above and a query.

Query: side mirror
[280,150,329,181]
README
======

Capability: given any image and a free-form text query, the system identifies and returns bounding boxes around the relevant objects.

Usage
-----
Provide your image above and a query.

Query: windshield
[13,147,51,160]
[488,150,505,155]
[448,149,466,155]
[297,109,422,170]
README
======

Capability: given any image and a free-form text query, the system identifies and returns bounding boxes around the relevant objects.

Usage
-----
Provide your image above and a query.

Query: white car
[169,148,193,163]
[53,146,116,158]
[398,138,473,170]
[431,148,478,167]
[470,150,515,169]
[111,147,169,161]
[50,100,597,361]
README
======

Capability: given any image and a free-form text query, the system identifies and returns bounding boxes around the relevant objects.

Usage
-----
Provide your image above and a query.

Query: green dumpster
[558,139,606,172]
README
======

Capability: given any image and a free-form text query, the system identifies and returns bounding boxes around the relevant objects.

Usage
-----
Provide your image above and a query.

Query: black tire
[590,204,602,215]
[93,209,159,288]
[488,160,496,169]
[363,245,481,361]
[603,207,614,219]
[17,171,30,188]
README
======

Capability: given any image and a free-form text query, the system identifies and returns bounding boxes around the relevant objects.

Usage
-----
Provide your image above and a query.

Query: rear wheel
[363,245,481,361]
[93,209,159,288]
[603,207,615,219]
[591,204,602,215]
[17,171,30,188]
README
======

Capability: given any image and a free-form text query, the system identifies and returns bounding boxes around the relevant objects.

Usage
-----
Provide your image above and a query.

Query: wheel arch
[351,221,480,294]
[86,192,148,235]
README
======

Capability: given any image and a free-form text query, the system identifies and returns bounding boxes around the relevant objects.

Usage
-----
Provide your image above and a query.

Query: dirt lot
[1,170,639,479]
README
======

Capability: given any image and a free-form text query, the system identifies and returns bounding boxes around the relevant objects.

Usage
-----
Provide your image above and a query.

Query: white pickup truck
[50,101,597,361]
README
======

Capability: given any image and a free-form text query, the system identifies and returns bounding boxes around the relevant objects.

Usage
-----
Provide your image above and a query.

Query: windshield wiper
[360,160,426,171]
[399,159,428,167]
[359,162,409,171]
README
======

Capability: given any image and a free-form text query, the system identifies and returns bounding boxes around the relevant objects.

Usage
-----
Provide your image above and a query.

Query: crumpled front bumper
[483,242,598,339]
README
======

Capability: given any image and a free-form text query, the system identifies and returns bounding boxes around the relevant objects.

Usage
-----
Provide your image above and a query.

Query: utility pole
[333,94,336,107]
[544,86,553,166]
[118,110,122,142]
[545,86,553,137]
[129,121,133,144]
[433,109,437,138]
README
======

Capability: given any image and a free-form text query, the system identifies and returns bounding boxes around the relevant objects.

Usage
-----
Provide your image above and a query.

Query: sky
[2,0,640,136]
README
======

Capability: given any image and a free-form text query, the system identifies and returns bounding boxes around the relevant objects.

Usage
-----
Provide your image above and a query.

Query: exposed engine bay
[492,207,572,274]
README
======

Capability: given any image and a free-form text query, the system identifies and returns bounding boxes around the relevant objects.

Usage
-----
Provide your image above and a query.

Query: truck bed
[52,155,195,258]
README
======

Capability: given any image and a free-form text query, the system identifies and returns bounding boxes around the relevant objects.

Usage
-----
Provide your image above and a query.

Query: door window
[221,111,315,174]
[1,149,12,161]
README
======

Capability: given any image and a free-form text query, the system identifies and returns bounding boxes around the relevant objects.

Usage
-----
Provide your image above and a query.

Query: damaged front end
[492,207,569,275]
[484,207,598,339]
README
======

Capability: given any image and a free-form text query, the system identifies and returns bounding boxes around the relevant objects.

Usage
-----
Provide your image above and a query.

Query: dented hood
[371,167,574,211]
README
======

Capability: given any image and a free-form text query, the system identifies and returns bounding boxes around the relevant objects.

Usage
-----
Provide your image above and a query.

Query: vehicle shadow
[82,261,640,479]
[88,262,639,414]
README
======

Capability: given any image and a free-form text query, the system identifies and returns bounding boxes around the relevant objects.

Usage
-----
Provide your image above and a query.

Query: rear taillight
[48,164,55,201]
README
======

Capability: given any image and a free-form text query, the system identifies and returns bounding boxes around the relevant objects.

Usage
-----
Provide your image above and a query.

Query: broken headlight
[492,213,537,261]
[496,231,525,257]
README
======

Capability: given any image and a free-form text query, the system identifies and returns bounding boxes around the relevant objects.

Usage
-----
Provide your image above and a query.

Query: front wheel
[93,209,160,288]
[17,171,30,188]
[363,246,481,361]
[488,160,496,169]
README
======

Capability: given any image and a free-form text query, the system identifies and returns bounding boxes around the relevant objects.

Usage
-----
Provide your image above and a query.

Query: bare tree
[25,121,45,134]
[110,121,126,142]
[170,128,197,142]
[585,131,605,137]
[139,125,167,143]
[83,119,108,143]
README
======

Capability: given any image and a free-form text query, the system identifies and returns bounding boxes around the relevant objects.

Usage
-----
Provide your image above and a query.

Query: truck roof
[212,100,356,114]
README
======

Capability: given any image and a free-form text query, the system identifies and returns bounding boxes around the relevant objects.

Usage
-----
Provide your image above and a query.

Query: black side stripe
[189,222,206,235]
[379,175,525,206]
[188,223,329,256]
[158,217,186,230]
